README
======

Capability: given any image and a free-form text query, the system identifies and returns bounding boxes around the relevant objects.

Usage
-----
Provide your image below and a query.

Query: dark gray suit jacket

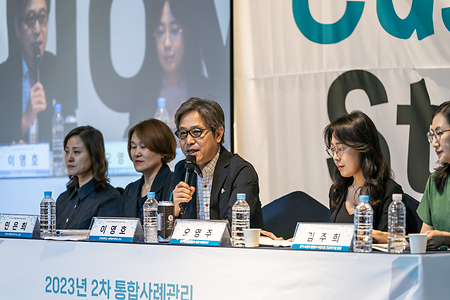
[173,146,264,228]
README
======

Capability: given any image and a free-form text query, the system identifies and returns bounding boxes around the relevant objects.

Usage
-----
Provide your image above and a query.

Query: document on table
[44,230,90,241]
[372,241,410,253]
[259,237,293,247]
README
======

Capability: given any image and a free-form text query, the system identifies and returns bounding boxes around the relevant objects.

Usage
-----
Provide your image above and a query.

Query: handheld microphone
[180,155,196,215]
[33,46,41,83]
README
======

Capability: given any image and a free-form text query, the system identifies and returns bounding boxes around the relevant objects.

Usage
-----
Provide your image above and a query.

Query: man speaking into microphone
[0,0,65,144]
[172,97,263,228]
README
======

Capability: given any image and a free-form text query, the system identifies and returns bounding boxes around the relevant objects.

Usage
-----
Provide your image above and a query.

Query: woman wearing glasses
[121,119,177,223]
[324,111,403,241]
[122,0,217,132]
[417,101,450,248]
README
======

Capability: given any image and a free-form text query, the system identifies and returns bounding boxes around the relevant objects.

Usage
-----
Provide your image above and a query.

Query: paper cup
[244,229,261,247]
[409,233,427,254]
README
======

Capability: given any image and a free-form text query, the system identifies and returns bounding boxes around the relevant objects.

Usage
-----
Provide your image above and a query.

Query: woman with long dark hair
[324,111,403,235]
[125,0,217,132]
[56,126,121,229]
[418,101,450,248]
[121,118,176,224]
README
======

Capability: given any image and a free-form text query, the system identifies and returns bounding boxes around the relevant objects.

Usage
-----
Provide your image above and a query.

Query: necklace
[350,182,362,206]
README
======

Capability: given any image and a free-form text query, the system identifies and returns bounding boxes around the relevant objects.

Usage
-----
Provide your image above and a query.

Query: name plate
[291,223,354,252]
[170,220,230,246]
[0,143,50,178]
[0,214,39,238]
[104,141,138,175]
[88,218,143,243]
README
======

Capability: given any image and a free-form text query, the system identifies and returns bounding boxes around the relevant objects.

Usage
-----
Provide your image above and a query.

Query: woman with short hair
[121,118,177,224]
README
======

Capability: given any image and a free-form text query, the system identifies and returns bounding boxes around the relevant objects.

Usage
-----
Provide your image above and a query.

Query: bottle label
[0,214,39,238]
[88,218,141,243]
[291,223,354,252]
[169,220,229,246]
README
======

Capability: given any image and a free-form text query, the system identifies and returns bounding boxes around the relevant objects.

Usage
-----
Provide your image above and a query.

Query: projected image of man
[0,0,60,144]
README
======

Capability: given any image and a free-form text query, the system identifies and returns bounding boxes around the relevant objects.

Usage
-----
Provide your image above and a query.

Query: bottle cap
[157,98,166,107]
[147,192,155,198]
[237,193,246,200]
[44,191,52,197]
[54,103,62,113]
[392,194,402,201]
[359,195,369,202]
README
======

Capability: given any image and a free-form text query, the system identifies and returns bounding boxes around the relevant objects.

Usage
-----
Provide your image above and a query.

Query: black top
[329,179,403,231]
[335,202,354,224]
[121,163,173,224]
[56,179,122,229]
[173,146,264,229]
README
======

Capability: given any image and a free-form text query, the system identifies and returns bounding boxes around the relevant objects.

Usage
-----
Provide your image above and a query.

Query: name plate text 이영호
[170,220,230,246]
[292,223,354,252]
[0,143,50,178]
[88,218,143,243]
[0,214,39,238]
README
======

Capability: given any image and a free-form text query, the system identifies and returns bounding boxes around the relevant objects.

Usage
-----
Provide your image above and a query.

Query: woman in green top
[418,101,450,248]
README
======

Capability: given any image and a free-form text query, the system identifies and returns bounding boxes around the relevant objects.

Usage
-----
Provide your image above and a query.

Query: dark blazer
[121,163,173,223]
[329,179,403,231]
[0,52,70,144]
[173,146,264,229]
[56,179,122,230]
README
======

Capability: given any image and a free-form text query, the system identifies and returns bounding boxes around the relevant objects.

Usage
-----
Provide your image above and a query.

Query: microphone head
[185,155,196,170]
[33,46,42,65]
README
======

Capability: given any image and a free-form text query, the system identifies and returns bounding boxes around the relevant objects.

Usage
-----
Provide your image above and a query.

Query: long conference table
[0,237,449,299]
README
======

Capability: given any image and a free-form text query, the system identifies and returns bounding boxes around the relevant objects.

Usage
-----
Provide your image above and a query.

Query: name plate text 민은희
[0,214,40,238]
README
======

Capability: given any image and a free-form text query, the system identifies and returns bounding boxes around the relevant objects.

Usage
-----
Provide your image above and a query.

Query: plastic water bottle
[154,97,170,125]
[231,193,250,247]
[52,103,65,176]
[353,195,373,252]
[388,194,406,253]
[143,192,158,243]
[40,191,56,238]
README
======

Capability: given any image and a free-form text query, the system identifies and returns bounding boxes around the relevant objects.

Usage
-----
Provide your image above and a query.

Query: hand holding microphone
[179,155,196,215]
[22,46,46,135]
[33,45,42,83]
[172,155,196,216]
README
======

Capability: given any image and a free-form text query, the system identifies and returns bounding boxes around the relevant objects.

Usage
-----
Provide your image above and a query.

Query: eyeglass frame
[326,145,348,158]
[153,25,183,41]
[22,11,49,29]
[426,128,450,143]
[175,127,212,140]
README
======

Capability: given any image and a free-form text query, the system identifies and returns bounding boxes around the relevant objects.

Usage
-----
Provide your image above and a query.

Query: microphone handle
[36,63,40,83]
[179,169,194,215]
[179,202,187,215]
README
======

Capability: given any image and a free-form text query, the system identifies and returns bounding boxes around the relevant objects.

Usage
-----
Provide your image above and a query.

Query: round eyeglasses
[175,128,212,140]
[153,26,183,41]
[22,12,48,29]
[426,128,450,143]
[326,146,347,158]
